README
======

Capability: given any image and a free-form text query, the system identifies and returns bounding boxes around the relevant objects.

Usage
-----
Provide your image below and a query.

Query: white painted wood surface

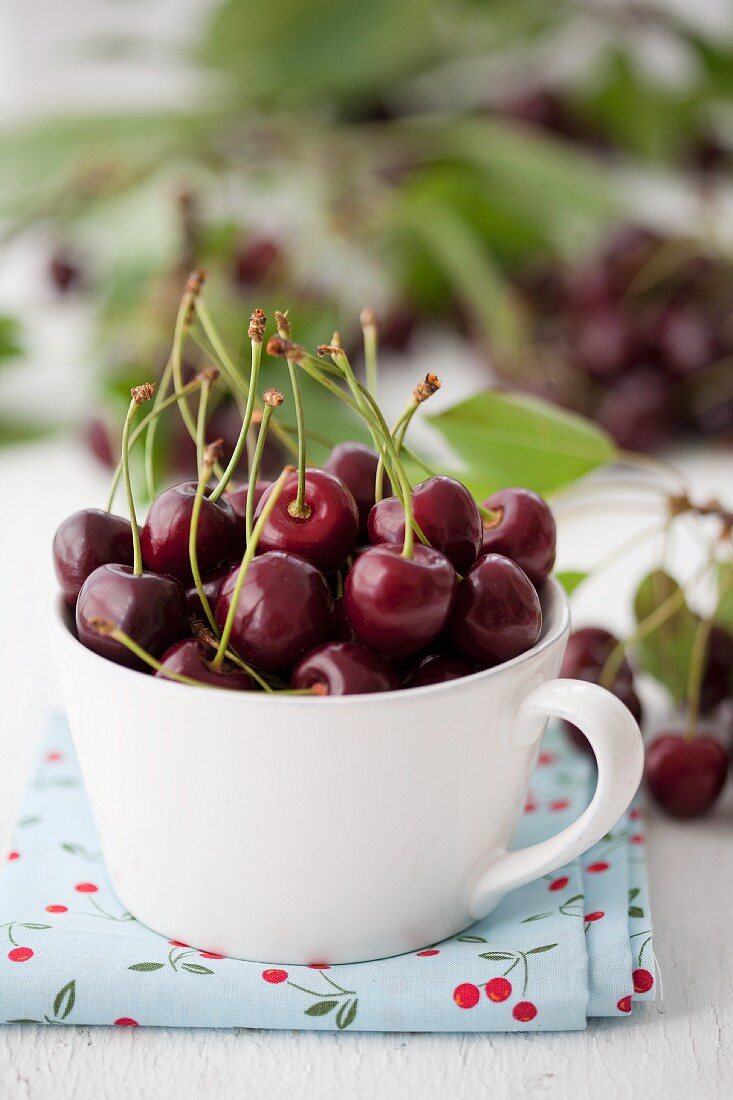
[1,438,731,1099]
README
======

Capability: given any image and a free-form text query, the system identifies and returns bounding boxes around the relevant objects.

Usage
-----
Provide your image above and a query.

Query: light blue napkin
[0,714,655,1031]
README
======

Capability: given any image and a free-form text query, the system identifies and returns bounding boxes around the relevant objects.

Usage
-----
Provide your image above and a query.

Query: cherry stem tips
[122,384,155,576]
[360,307,378,400]
[375,373,441,504]
[88,618,213,689]
[211,465,293,671]
[275,312,310,520]
[189,439,226,634]
[245,388,284,544]
[209,310,266,501]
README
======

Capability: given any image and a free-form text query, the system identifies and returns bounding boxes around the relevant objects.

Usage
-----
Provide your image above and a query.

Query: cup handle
[467,678,644,921]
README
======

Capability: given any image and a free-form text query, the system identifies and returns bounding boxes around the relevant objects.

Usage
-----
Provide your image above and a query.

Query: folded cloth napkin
[0,714,655,1032]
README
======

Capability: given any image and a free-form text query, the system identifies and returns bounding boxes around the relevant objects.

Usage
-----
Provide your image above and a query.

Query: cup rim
[48,576,570,706]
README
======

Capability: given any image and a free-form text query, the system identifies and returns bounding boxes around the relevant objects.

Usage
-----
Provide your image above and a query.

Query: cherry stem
[276,314,309,519]
[360,307,378,399]
[195,374,214,479]
[194,299,298,463]
[375,402,415,504]
[245,395,281,544]
[105,375,205,512]
[144,274,202,499]
[190,622,274,692]
[209,331,262,502]
[121,387,154,576]
[91,622,213,689]
[211,466,292,671]
[189,449,221,635]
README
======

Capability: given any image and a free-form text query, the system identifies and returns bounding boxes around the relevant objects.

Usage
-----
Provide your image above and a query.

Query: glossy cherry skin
[479,488,556,585]
[254,468,359,573]
[344,543,457,658]
[368,476,482,573]
[141,482,237,582]
[53,509,134,606]
[215,551,334,671]
[76,564,187,671]
[562,665,642,756]
[403,653,474,689]
[447,553,541,666]
[324,442,391,540]
[701,626,733,713]
[645,733,728,818]
[561,626,634,686]
[226,480,272,550]
[184,564,229,621]
[155,639,253,691]
[292,642,399,695]
[333,597,358,642]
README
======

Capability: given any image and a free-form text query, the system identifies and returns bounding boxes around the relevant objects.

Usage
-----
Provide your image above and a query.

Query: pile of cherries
[562,624,731,819]
[54,303,559,702]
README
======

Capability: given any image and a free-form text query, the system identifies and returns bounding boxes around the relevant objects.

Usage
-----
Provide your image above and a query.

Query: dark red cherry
[333,597,357,642]
[447,554,541,665]
[700,626,733,714]
[596,369,671,453]
[76,564,187,671]
[561,627,633,686]
[215,551,333,671]
[141,482,237,582]
[324,442,391,540]
[343,543,457,658]
[226,480,272,550]
[368,476,482,573]
[292,642,399,695]
[156,639,253,691]
[232,237,281,288]
[562,665,642,756]
[403,653,474,689]
[645,733,728,818]
[184,564,229,621]
[254,468,359,573]
[479,488,556,585]
[53,509,134,606]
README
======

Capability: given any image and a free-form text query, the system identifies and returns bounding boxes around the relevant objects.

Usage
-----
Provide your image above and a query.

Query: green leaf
[181,963,214,975]
[633,571,698,703]
[714,562,733,637]
[520,912,551,923]
[525,944,558,955]
[335,998,358,1030]
[0,316,22,362]
[53,980,76,1021]
[628,906,645,920]
[427,389,615,499]
[19,923,51,930]
[128,962,165,972]
[8,1019,40,1024]
[478,951,515,961]
[303,1000,339,1017]
[556,571,589,597]
[628,887,640,903]
[564,895,584,906]
[456,935,487,943]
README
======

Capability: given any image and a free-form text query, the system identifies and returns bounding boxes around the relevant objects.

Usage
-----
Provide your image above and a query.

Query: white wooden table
[1,438,731,1100]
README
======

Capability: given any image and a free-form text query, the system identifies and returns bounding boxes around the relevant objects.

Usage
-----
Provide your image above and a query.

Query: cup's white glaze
[48,580,643,964]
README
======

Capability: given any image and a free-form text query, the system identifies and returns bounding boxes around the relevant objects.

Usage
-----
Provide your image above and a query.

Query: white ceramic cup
[49,579,643,964]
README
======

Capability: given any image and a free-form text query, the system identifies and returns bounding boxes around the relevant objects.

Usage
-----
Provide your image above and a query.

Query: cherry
[447,554,541,666]
[141,482,237,582]
[403,653,474,689]
[478,488,556,585]
[562,665,642,756]
[380,302,418,353]
[333,597,358,642]
[262,968,288,983]
[156,639,253,691]
[700,626,733,713]
[85,417,116,469]
[76,564,187,671]
[49,249,81,293]
[561,627,633,684]
[291,641,399,695]
[254,468,359,573]
[453,983,480,1009]
[485,977,512,1003]
[8,947,33,962]
[645,733,728,818]
[324,442,390,540]
[596,368,671,453]
[232,237,281,288]
[512,1001,538,1023]
[184,563,229,621]
[633,968,654,993]
[617,996,632,1014]
[226,480,272,549]
[215,551,333,670]
[369,476,482,573]
[53,509,133,605]
[344,544,457,657]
